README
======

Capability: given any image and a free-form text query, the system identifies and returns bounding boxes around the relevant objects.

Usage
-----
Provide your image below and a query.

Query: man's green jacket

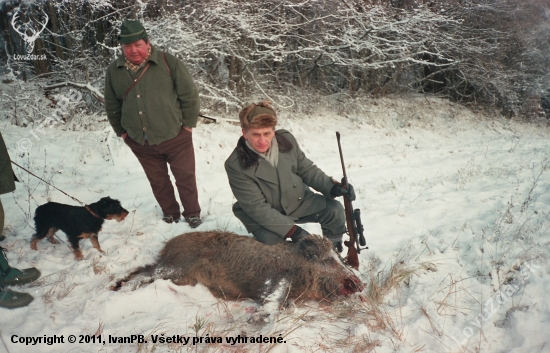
[104,46,199,145]
[0,132,16,195]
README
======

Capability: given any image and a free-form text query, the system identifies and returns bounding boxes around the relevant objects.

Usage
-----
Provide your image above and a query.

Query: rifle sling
[162,52,172,76]
[122,52,172,101]
[122,62,151,101]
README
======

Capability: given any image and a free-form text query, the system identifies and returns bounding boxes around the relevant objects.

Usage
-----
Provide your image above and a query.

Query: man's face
[242,127,275,154]
[121,39,150,65]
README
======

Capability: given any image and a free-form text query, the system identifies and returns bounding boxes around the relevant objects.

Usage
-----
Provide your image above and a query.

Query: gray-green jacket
[225,129,335,238]
[104,46,199,145]
[0,131,16,195]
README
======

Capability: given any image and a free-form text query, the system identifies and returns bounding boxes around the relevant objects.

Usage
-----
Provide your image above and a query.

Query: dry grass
[27,269,79,305]
[92,255,108,275]
[283,257,418,352]
[94,319,105,337]
[351,338,382,353]
[366,259,415,302]
[420,305,443,336]
[355,257,417,344]
[133,309,289,353]
[43,277,77,303]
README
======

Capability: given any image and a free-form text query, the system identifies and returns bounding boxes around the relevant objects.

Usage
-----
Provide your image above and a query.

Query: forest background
[0,0,549,123]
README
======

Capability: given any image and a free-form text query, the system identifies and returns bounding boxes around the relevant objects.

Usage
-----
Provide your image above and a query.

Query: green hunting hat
[117,20,148,44]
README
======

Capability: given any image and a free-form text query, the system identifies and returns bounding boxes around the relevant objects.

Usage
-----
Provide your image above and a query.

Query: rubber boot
[0,283,34,309]
[0,247,41,286]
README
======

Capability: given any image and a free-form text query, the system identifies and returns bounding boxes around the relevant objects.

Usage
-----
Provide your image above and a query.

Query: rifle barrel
[199,114,217,122]
[336,131,348,188]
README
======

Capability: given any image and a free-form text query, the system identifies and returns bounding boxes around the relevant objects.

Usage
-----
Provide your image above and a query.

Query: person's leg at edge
[0,198,5,241]
[0,198,40,309]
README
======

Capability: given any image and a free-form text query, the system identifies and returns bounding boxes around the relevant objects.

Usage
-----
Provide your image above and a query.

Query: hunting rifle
[199,114,240,124]
[336,131,367,270]
[199,114,217,122]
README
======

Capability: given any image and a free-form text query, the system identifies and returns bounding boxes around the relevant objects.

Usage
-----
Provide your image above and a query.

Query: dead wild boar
[114,231,364,305]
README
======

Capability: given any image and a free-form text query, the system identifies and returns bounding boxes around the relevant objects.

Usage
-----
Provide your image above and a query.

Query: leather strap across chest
[122,62,151,101]
[122,52,172,101]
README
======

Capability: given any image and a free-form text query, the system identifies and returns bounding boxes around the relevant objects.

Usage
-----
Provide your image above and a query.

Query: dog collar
[85,206,103,219]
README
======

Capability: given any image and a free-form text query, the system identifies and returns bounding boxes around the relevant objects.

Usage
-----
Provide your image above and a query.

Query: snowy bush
[1,0,549,120]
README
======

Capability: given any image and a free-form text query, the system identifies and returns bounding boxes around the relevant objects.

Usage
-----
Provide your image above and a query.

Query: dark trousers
[247,199,346,245]
[124,128,200,219]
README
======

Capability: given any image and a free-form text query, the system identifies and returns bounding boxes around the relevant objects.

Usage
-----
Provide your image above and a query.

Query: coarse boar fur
[114,231,364,305]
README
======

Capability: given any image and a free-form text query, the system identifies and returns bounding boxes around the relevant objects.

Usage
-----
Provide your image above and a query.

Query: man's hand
[330,183,356,201]
[289,226,310,243]
[288,226,322,261]
[121,132,128,140]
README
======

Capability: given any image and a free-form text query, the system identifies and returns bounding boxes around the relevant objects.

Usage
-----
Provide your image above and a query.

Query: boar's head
[292,236,365,301]
[315,251,365,300]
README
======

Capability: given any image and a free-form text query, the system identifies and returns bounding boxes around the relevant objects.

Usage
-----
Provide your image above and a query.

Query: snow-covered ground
[0,95,549,353]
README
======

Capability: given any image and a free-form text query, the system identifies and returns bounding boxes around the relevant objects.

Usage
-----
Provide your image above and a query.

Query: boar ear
[296,237,322,261]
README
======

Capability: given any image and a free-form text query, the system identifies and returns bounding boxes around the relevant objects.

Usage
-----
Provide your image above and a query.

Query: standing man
[0,131,41,309]
[224,101,355,254]
[105,20,202,227]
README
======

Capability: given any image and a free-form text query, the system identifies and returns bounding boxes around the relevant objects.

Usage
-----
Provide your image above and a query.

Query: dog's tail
[111,263,158,291]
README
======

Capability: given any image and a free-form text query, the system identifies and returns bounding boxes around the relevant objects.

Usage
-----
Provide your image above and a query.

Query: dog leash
[10,162,108,256]
[12,161,106,221]
[11,161,85,206]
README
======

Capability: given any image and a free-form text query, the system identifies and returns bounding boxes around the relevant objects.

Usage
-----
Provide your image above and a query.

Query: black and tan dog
[31,197,129,260]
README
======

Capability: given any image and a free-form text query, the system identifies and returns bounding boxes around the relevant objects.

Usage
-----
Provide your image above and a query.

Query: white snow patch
[0,96,549,352]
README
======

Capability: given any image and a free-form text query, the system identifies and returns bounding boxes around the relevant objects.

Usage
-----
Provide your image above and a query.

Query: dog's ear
[99,197,112,203]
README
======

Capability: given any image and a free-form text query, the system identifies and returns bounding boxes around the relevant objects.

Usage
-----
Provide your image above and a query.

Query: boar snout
[338,274,365,296]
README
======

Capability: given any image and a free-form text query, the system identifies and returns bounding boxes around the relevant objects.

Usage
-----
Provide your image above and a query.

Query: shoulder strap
[122,62,151,101]
[162,52,172,76]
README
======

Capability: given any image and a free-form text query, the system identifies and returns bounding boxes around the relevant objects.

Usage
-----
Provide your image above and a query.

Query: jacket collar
[237,131,293,169]
[116,45,162,68]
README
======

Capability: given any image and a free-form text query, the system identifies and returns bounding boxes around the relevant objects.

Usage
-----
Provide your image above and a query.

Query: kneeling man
[224,101,354,252]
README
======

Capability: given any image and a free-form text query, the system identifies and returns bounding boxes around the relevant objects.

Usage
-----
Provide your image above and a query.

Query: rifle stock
[342,187,360,270]
[336,132,367,270]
